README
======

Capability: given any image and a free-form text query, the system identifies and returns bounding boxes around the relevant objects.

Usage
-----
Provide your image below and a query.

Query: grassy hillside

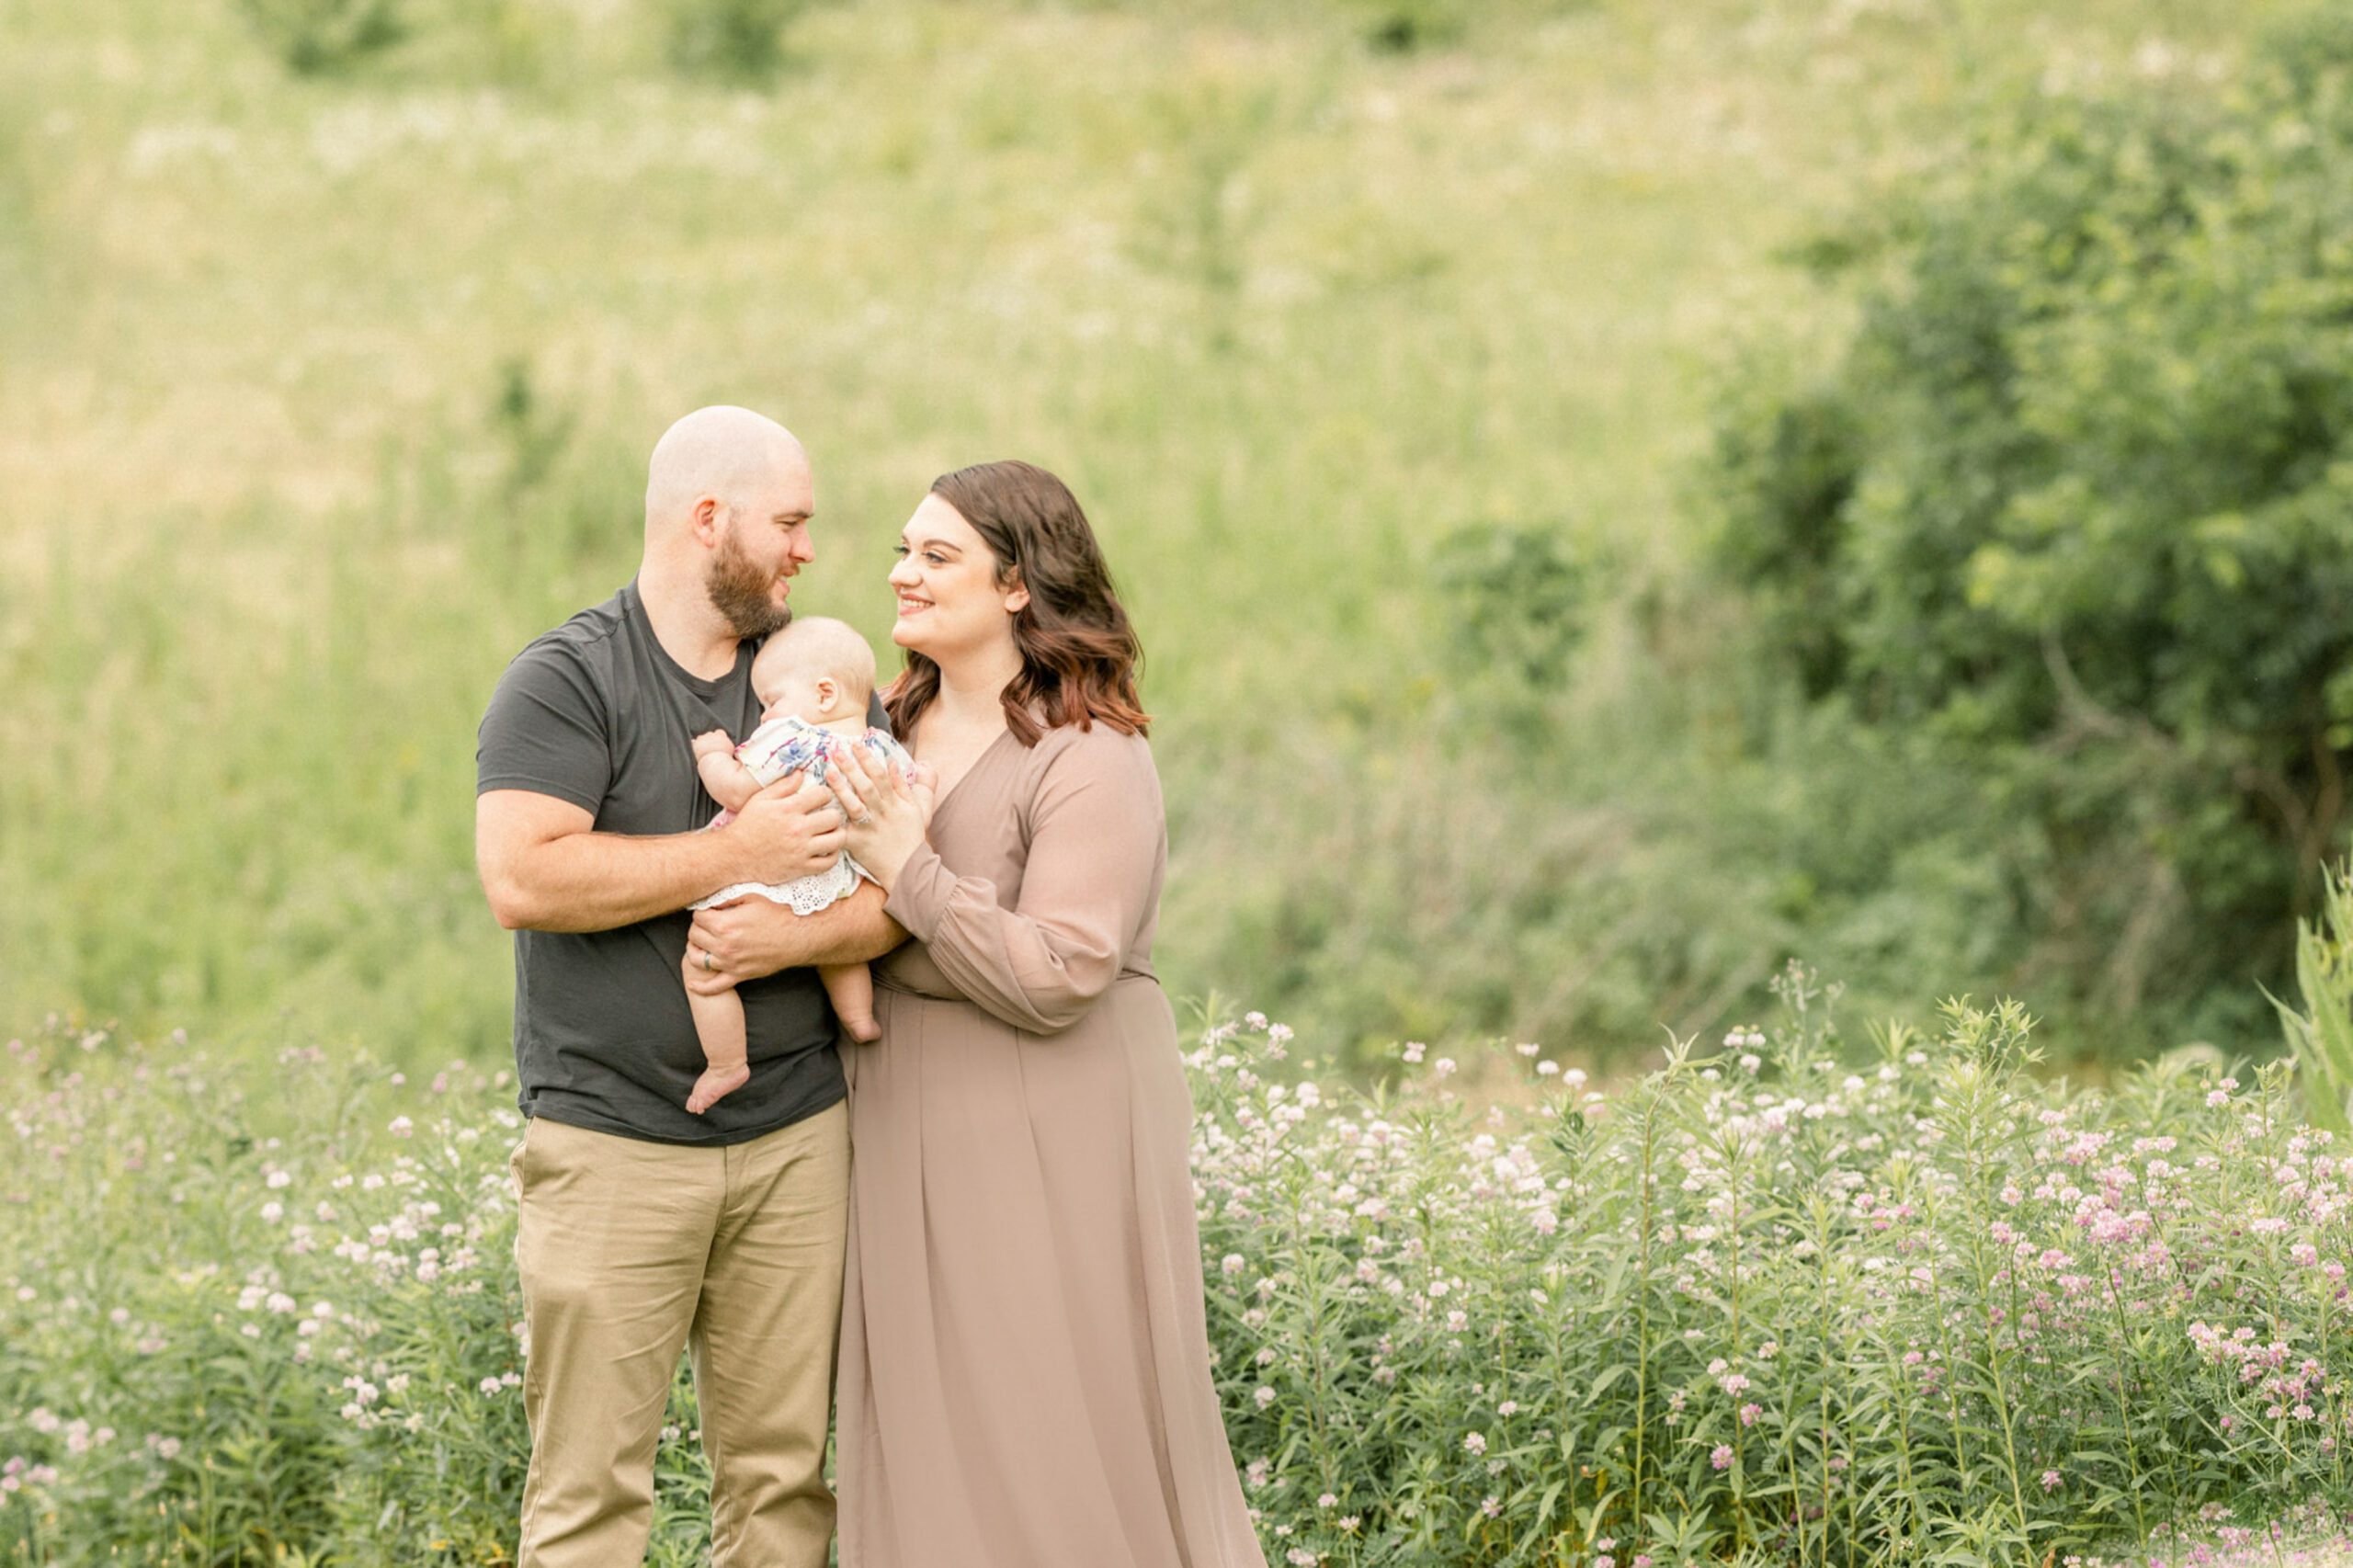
[0,0,2300,1069]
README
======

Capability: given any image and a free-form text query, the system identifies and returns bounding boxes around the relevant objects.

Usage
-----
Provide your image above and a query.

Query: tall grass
[0,0,2312,1069]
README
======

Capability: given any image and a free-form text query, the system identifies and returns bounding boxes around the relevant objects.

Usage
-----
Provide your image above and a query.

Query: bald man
[475,406,899,1568]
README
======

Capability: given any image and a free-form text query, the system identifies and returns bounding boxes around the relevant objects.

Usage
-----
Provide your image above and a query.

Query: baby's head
[749,616,876,727]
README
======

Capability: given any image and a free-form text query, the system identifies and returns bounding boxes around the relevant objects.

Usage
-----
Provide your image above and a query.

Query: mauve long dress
[835,722,1267,1568]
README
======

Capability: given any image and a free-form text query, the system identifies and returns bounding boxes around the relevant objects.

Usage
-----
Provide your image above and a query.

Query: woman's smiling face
[889,494,1029,663]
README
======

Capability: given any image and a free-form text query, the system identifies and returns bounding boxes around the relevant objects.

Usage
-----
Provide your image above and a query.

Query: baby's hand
[692,729,737,760]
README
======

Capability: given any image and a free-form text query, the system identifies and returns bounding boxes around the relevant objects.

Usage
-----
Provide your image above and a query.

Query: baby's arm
[694,731,764,813]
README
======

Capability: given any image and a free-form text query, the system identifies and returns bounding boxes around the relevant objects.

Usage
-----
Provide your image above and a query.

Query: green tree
[1713,9,2353,1030]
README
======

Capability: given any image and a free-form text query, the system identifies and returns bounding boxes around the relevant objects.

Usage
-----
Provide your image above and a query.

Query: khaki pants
[510,1103,848,1568]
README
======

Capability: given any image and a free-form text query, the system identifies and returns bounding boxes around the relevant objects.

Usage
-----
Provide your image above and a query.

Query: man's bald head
[644,405,810,540]
[641,405,816,642]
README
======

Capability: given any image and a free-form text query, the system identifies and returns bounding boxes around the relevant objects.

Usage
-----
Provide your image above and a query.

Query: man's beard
[706,525,793,640]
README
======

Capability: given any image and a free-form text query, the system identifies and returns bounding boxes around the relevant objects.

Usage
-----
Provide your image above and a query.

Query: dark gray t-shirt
[476,580,877,1146]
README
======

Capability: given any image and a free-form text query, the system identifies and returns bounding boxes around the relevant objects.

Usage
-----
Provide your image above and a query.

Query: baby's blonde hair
[751,616,876,709]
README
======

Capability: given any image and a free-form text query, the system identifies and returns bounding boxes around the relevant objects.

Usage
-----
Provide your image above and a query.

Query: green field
[0,0,2305,1071]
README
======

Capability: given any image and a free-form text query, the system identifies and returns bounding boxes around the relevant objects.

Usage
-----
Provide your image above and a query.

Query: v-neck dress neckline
[918,724,1017,826]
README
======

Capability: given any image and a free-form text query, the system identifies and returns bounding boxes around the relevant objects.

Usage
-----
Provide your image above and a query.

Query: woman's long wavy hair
[883,460,1149,747]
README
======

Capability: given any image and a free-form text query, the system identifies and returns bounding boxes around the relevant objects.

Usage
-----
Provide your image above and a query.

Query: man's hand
[723,773,847,886]
[686,883,905,993]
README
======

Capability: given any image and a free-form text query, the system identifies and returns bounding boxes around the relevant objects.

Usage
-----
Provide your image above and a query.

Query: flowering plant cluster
[1194,972,2353,1565]
[0,1031,558,1565]
[6,969,2353,1565]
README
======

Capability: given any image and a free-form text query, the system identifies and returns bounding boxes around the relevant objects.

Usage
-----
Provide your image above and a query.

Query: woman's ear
[1002,567,1030,617]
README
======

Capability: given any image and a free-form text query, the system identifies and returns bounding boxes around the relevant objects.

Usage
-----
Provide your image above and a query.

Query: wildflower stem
[1724,1131,1748,1558]
[2102,1260,2149,1542]
[1957,1122,2035,1561]
[1876,1306,1928,1558]
[1630,1081,1665,1538]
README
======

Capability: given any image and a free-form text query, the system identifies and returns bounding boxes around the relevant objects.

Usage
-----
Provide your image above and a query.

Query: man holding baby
[473,405,890,1567]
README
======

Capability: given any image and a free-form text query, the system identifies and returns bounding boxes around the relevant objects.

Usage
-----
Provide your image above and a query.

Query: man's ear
[690,494,724,546]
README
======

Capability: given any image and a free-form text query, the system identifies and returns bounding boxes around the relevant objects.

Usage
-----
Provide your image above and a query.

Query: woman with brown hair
[824,460,1267,1568]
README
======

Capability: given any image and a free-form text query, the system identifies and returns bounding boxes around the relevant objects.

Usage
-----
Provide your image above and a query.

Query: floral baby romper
[692,716,916,915]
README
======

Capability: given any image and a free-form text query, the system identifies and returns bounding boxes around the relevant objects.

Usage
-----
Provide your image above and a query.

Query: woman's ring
[855,813,874,827]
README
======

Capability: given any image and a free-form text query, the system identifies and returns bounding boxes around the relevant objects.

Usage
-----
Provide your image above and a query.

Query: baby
[684,616,911,1116]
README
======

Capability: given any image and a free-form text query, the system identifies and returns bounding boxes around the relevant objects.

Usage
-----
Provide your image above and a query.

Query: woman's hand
[827,743,938,892]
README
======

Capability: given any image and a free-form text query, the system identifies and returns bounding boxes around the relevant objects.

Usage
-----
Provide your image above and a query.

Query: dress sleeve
[883,730,1162,1034]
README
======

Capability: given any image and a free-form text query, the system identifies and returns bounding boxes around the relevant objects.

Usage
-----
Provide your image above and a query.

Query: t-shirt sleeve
[477,641,611,816]
[867,689,892,735]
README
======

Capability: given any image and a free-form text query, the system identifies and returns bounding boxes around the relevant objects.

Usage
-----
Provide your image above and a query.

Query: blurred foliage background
[0,0,2343,1074]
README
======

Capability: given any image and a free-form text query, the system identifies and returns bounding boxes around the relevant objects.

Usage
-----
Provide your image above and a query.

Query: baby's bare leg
[821,963,880,1042]
[684,953,754,1115]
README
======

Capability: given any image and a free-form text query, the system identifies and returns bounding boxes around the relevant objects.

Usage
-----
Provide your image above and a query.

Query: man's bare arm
[477,783,846,934]
[685,882,905,991]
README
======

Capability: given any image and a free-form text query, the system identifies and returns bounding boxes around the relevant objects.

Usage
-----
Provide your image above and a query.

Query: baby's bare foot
[687,1062,752,1115]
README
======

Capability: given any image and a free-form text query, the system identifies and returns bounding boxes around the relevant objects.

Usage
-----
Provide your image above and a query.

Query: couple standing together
[473,406,1267,1568]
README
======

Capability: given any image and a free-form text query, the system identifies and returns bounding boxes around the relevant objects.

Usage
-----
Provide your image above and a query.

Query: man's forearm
[693,881,906,980]
[767,883,904,969]
[495,827,742,933]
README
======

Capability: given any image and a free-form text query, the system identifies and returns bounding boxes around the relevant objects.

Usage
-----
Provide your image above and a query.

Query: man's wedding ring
[701,949,714,972]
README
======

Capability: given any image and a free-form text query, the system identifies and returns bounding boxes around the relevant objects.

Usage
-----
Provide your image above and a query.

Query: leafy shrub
[235,0,405,75]
[663,0,820,87]
[9,983,2353,1564]
[1711,11,2353,1032]
[1433,522,1586,691]
[491,357,575,501]
[1347,0,1467,54]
